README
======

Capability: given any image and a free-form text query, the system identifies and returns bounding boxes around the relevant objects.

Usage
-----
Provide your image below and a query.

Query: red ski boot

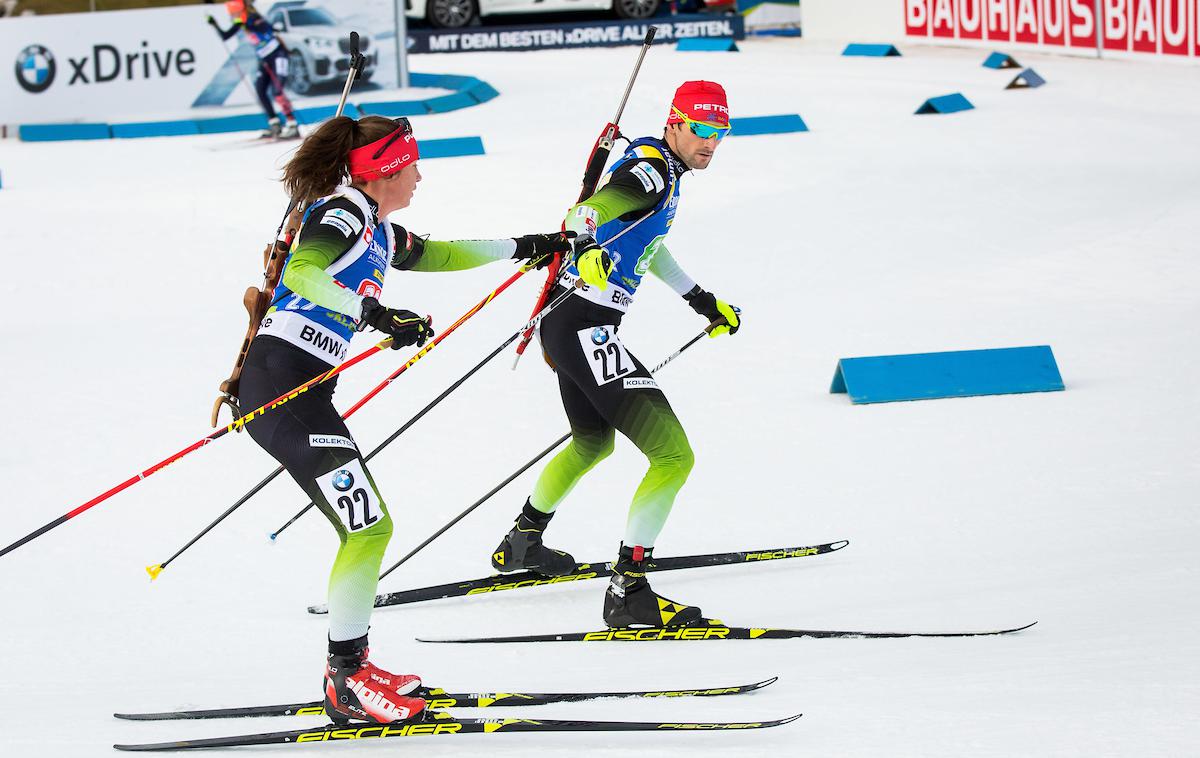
[323,636,426,724]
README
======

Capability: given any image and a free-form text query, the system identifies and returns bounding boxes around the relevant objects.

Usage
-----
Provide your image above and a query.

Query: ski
[114,711,802,751]
[114,677,777,721]
[418,621,1038,644]
[308,540,849,614]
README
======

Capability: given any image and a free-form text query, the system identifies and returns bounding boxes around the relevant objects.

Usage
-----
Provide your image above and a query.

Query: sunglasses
[672,107,732,141]
[371,117,413,160]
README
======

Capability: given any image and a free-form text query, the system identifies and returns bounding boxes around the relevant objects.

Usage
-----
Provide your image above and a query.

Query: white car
[408,0,666,30]
[264,3,378,95]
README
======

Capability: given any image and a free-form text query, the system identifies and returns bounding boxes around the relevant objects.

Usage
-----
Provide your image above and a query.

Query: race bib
[578,325,634,386]
[316,459,380,533]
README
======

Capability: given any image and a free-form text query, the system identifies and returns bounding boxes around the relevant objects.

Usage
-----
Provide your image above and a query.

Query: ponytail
[282,115,399,206]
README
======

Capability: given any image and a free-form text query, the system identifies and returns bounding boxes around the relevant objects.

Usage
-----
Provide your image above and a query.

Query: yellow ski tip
[146,564,163,581]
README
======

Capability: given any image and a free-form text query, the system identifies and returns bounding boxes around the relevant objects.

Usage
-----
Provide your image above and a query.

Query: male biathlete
[240,115,569,723]
[207,0,300,139]
[491,81,741,628]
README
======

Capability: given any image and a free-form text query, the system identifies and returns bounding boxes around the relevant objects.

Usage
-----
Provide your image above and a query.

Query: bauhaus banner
[903,0,1200,57]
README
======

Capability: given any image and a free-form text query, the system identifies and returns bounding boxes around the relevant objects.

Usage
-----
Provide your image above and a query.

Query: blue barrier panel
[424,91,478,113]
[730,114,808,136]
[843,43,901,56]
[356,99,432,117]
[20,123,111,141]
[195,113,270,134]
[419,136,485,159]
[915,93,974,114]
[290,104,360,125]
[111,120,201,139]
[410,73,477,89]
[464,81,500,103]
[1006,68,1047,89]
[983,51,1020,69]
[677,37,739,52]
[830,346,1064,404]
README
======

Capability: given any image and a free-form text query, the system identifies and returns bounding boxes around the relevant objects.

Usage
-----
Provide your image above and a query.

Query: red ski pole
[0,332,399,561]
[144,261,540,579]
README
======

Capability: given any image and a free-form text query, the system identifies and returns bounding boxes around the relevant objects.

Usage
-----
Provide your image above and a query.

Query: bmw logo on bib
[591,327,610,346]
[332,470,355,492]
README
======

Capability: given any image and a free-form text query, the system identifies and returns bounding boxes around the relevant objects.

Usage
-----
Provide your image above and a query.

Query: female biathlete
[207,1,299,139]
[491,81,741,628]
[241,115,570,723]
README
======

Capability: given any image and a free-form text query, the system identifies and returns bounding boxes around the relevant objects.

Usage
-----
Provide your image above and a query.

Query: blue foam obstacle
[111,120,201,139]
[419,136,485,159]
[464,80,500,103]
[195,113,270,134]
[1006,68,1047,89]
[843,43,901,57]
[830,346,1065,404]
[19,123,111,141]
[424,91,479,114]
[983,52,1021,69]
[357,100,431,117]
[729,114,808,136]
[677,37,739,52]
[915,93,974,114]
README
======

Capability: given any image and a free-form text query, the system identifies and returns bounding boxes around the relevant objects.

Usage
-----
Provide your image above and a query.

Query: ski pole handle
[334,32,364,118]
[613,27,657,125]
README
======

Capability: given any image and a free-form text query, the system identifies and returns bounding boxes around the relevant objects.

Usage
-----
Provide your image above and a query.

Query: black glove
[512,232,574,270]
[358,297,434,349]
[683,286,740,337]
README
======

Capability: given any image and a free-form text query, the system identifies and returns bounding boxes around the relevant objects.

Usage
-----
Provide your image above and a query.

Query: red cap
[224,1,246,17]
[348,128,420,183]
[666,80,729,127]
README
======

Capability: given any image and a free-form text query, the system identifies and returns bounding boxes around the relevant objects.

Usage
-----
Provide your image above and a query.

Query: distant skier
[491,81,741,628]
[240,114,570,723]
[207,0,300,139]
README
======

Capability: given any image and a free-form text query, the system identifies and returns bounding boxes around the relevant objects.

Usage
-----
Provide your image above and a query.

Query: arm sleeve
[281,199,368,318]
[564,156,671,237]
[648,243,698,296]
[216,20,242,41]
[391,223,517,273]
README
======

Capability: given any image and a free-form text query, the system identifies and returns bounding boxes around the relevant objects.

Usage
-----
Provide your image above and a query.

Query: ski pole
[213,33,261,107]
[147,259,548,579]
[513,26,658,369]
[268,278,584,541]
[377,317,726,581]
[0,334,400,562]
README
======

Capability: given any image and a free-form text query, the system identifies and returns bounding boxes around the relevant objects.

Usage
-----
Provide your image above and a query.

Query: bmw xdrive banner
[1,6,225,123]
[0,1,392,125]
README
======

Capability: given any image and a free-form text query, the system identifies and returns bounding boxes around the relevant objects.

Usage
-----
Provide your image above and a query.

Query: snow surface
[1,39,1198,757]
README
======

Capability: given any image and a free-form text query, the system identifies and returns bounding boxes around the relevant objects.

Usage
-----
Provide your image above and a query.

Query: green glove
[573,234,613,290]
[684,286,741,338]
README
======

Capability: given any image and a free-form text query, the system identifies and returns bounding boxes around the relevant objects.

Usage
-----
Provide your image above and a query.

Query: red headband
[348,128,420,182]
[666,80,730,127]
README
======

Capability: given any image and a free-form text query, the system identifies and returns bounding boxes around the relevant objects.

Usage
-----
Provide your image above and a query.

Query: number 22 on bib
[316,459,380,533]
[579,325,634,386]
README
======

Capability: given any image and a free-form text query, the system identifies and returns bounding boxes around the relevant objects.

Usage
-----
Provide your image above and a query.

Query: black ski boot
[491,500,577,577]
[603,543,703,628]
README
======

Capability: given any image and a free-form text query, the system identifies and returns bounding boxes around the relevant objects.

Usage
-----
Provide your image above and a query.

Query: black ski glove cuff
[683,286,720,320]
